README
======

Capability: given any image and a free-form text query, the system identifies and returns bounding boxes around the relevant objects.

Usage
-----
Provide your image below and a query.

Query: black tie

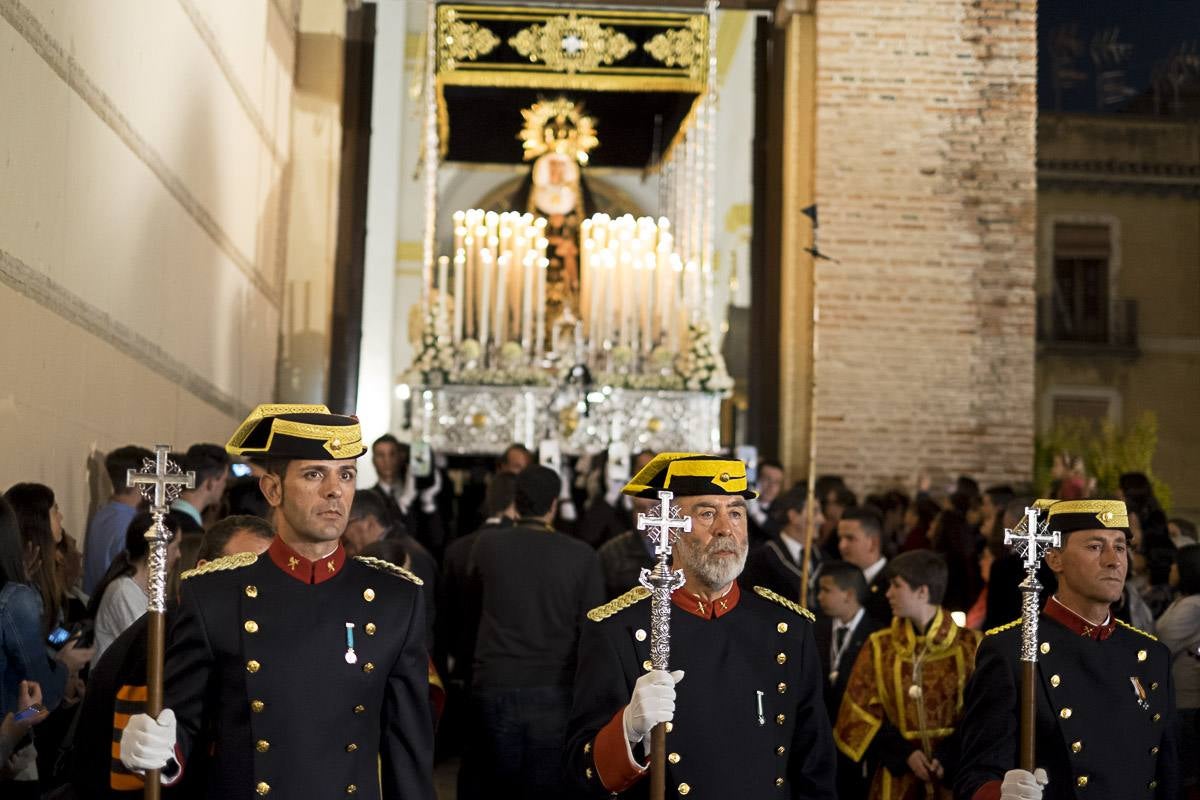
[834,626,848,660]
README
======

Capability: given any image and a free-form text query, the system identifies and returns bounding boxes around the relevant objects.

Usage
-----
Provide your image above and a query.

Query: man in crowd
[84,445,152,593]
[955,499,1178,800]
[742,484,825,603]
[171,443,230,526]
[566,452,836,798]
[344,489,437,588]
[838,506,892,624]
[119,404,434,799]
[577,449,655,549]
[596,492,658,598]
[747,458,785,544]
[362,433,408,525]
[835,550,981,799]
[815,561,881,800]
[466,464,604,797]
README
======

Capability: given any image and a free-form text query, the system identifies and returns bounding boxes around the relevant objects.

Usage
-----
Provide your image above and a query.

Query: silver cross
[638,490,692,560]
[127,444,195,512]
[1004,506,1061,573]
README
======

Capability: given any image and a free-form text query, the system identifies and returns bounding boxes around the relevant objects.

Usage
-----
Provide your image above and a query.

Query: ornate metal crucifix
[1002,505,1061,771]
[127,445,194,800]
[636,490,691,800]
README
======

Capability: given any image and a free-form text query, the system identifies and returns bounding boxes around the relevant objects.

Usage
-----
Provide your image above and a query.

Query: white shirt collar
[833,607,865,633]
[780,533,804,564]
[862,556,888,584]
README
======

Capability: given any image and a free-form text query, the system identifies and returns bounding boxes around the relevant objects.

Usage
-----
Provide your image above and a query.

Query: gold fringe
[355,556,424,586]
[587,586,651,622]
[985,617,1023,636]
[181,551,257,581]
[752,586,815,622]
[1115,618,1158,641]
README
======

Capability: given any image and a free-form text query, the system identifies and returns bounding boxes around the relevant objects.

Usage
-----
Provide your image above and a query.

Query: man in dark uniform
[838,506,892,625]
[954,499,1179,800]
[566,452,836,799]
[118,404,434,799]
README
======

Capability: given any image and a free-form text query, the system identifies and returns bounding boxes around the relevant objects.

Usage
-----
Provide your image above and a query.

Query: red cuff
[161,743,186,786]
[972,779,1001,800]
[593,708,648,793]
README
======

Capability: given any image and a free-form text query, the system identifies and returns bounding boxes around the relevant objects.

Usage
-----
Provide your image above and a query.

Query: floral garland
[407,301,455,383]
[675,320,733,393]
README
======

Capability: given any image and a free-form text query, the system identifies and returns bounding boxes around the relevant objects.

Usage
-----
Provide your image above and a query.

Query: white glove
[1000,768,1048,800]
[622,670,684,743]
[419,469,442,514]
[120,709,177,772]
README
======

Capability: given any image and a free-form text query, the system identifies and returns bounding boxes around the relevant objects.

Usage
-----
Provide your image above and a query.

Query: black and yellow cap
[1046,499,1129,537]
[226,404,366,461]
[621,452,758,500]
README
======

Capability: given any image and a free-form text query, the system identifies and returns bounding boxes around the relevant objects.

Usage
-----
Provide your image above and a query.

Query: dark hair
[226,476,270,518]
[880,490,910,514]
[373,433,403,450]
[185,443,231,487]
[515,465,561,517]
[1170,517,1198,543]
[840,505,883,540]
[1120,472,1163,518]
[87,510,187,618]
[910,496,941,529]
[949,490,981,517]
[4,483,62,633]
[815,475,846,499]
[885,549,949,605]
[770,484,811,527]
[819,560,868,605]
[1003,496,1036,528]
[1176,544,1200,596]
[483,472,518,518]
[498,443,534,472]
[757,459,784,474]
[105,445,154,493]
[985,484,1015,505]
[359,538,412,570]
[827,486,858,511]
[197,515,275,563]
[0,497,26,590]
[956,475,981,498]
[350,491,392,528]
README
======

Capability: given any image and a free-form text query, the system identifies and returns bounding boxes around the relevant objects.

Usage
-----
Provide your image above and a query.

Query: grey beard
[680,537,747,590]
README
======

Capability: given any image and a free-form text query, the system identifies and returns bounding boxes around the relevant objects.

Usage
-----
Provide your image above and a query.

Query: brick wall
[808,0,1037,493]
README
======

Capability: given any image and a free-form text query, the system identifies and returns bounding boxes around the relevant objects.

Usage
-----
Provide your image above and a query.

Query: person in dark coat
[838,506,892,626]
[566,453,836,799]
[955,499,1179,800]
[117,404,435,800]
[741,484,825,604]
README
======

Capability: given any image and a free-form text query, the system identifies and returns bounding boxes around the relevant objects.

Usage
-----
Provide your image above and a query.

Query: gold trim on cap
[1046,499,1129,529]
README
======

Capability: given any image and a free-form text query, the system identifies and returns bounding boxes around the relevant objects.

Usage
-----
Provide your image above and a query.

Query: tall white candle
[452,250,465,345]
[494,253,510,346]
[521,253,534,354]
[479,250,492,356]
[437,256,449,327]
[535,256,547,358]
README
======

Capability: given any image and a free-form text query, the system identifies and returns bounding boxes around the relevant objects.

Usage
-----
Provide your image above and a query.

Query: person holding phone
[1,680,48,767]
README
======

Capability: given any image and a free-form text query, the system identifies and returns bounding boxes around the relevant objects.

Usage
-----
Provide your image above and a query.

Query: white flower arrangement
[595,371,684,391]
[675,320,733,393]
[496,341,525,370]
[457,338,481,364]
[610,345,635,369]
[411,302,455,382]
[452,367,552,387]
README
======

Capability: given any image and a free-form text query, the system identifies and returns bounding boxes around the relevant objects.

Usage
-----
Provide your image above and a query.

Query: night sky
[1038,0,1200,114]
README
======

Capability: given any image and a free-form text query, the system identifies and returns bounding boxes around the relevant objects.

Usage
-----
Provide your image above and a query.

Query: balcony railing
[1036,296,1139,356]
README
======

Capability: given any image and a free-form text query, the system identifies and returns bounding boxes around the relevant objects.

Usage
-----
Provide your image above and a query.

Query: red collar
[1044,596,1116,641]
[268,536,346,584]
[671,582,740,619]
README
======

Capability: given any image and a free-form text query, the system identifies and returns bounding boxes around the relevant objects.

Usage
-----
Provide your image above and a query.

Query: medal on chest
[345,622,358,664]
[1129,676,1149,710]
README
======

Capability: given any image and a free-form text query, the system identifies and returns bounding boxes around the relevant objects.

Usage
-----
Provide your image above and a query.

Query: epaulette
[587,586,651,622]
[752,586,815,622]
[181,552,257,581]
[1115,618,1157,641]
[986,617,1023,636]
[354,556,424,586]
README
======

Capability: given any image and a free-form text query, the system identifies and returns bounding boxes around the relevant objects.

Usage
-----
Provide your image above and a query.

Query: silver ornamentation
[637,491,692,671]
[128,445,195,614]
[1003,507,1061,663]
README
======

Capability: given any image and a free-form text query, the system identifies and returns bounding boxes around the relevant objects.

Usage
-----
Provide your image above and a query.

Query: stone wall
[806,0,1038,492]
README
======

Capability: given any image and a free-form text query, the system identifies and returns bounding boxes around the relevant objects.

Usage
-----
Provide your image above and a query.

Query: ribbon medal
[345,622,358,664]
[1129,676,1149,710]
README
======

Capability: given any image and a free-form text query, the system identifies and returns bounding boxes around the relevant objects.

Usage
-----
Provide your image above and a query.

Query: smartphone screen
[13,703,45,723]
[46,626,70,648]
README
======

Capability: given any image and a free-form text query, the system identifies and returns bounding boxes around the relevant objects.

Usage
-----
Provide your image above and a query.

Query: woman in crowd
[1157,543,1200,800]
[3,484,65,640]
[929,508,982,613]
[88,510,184,664]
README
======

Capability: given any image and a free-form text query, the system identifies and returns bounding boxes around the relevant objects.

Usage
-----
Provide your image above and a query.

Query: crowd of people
[1,422,1197,799]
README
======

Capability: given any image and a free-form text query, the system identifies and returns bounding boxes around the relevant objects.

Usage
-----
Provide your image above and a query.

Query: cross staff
[127,445,194,800]
[636,490,691,800]
[1002,506,1061,772]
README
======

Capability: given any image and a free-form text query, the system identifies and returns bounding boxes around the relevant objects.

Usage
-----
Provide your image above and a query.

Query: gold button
[584,742,592,754]
[678,784,690,796]
[776,652,787,665]
[635,629,647,641]
[244,620,259,634]
[363,662,375,674]
[255,739,269,752]
[776,714,785,725]
[364,588,375,602]
[1138,649,1147,662]
[332,438,342,449]
[777,746,786,755]
[1040,642,1051,655]
[346,743,358,753]
[1071,741,1082,753]
[1151,746,1159,755]
[776,777,785,787]
[586,768,593,779]
[354,704,365,714]
[246,660,261,674]
[245,585,258,598]
[777,622,788,634]
[256,782,270,796]
[1153,713,1161,722]
[1077,775,1088,788]
[1050,674,1060,687]
[346,786,357,795]
[1060,707,1072,719]
[1151,682,1158,691]
[1149,780,1158,790]
[668,752,681,764]
[643,660,653,671]
[665,722,673,733]
[365,623,377,636]
[251,700,265,713]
